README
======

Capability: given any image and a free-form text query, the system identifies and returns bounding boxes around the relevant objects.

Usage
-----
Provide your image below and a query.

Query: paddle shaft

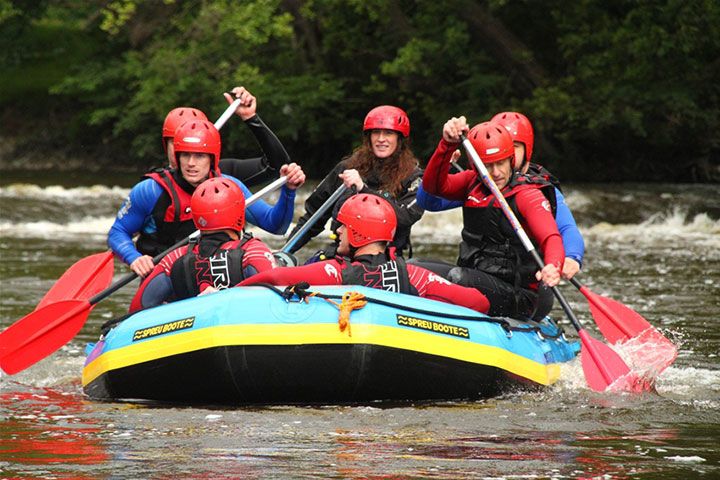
[90,175,289,306]
[459,135,584,331]
[280,184,349,253]
[214,98,242,130]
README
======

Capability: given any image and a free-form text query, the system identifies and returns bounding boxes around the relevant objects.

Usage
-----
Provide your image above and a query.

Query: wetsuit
[217,114,289,187]
[416,162,584,266]
[286,160,424,257]
[108,170,295,266]
[239,248,490,313]
[129,232,275,312]
[422,138,564,317]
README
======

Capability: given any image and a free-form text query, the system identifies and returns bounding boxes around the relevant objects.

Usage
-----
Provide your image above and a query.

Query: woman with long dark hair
[285,105,424,262]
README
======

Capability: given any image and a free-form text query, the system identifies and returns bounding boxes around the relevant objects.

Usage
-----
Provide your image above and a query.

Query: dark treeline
[1,0,718,181]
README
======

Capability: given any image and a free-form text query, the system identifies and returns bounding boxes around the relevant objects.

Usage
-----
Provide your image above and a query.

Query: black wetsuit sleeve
[217,114,290,187]
[286,161,346,253]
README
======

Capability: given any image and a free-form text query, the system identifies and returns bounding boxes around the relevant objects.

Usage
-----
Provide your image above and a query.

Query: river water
[0,173,718,479]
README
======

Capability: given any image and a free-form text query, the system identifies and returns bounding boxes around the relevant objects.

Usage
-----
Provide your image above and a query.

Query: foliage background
[1,0,718,181]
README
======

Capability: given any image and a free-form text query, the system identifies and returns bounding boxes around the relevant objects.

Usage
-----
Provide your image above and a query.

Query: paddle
[460,134,640,392]
[36,251,115,309]
[569,277,677,371]
[284,184,349,253]
[0,176,288,375]
[31,100,244,310]
[272,184,350,267]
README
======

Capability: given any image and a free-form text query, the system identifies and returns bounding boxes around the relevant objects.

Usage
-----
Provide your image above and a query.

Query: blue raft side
[87,285,579,367]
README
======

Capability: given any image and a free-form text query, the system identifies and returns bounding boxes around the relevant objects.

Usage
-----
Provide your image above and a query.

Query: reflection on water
[0,386,110,478]
[1,180,719,478]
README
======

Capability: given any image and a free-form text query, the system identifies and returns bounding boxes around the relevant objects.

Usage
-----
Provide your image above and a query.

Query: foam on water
[0,183,129,199]
[0,216,115,239]
[585,207,720,247]
[554,353,719,407]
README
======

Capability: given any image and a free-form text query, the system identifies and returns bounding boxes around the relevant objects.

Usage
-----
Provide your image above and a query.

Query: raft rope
[279,282,366,336]
[266,282,566,340]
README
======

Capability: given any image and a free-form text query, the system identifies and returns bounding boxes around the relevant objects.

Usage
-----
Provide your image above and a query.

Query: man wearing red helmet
[422,117,564,318]
[162,87,291,186]
[490,111,584,280]
[129,177,278,312]
[238,194,490,314]
[108,117,305,277]
[416,111,584,281]
[285,105,424,260]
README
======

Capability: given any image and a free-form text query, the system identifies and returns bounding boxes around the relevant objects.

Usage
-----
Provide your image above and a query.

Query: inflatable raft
[82,285,579,404]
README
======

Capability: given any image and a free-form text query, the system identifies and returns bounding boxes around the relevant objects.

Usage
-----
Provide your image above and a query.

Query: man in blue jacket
[108,117,305,277]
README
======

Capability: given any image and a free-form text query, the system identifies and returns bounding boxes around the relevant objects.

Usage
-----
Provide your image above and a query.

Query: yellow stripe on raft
[82,323,561,387]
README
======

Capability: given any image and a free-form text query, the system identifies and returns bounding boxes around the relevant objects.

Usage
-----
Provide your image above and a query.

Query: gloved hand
[303,249,329,265]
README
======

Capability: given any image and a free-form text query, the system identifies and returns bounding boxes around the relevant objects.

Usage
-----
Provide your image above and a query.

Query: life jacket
[458,172,557,288]
[169,233,252,300]
[328,164,423,257]
[339,248,418,295]
[527,163,562,193]
[136,168,196,256]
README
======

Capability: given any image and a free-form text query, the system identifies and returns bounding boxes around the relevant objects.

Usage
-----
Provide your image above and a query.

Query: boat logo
[324,263,339,280]
[132,317,195,341]
[396,314,469,339]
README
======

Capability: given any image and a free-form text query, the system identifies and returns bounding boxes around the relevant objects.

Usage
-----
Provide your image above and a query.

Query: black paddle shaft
[281,184,349,253]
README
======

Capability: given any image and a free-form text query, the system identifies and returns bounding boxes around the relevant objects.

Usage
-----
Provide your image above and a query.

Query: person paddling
[128,177,278,312]
[422,118,563,318]
[237,194,490,314]
[162,86,290,186]
[415,111,584,281]
[285,105,424,261]
[109,118,305,277]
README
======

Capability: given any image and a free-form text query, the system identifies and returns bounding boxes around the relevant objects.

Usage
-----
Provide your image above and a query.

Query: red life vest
[136,168,196,256]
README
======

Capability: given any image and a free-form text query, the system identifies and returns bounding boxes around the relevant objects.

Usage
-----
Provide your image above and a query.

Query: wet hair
[344,134,418,197]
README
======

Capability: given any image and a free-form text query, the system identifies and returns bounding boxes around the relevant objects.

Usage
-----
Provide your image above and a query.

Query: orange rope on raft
[323,292,367,336]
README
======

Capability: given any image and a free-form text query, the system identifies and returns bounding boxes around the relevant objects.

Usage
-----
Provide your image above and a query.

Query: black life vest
[458,172,557,288]
[339,249,418,295]
[328,165,423,256]
[169,233,251,300]
[136,168,196,256]
[527,163,562,193]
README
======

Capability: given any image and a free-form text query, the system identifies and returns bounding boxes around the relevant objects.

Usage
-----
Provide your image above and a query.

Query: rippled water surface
[1,175,718,479]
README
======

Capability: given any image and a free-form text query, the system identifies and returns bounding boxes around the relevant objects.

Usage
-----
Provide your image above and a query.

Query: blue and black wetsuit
[108,170,295,265]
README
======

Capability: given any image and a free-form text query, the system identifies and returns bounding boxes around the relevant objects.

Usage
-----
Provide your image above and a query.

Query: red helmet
[173,120,222,176]
[336,194,397,248]
[491,111,534,162]
[363,105,410,137]
[162,107,208,151]
[467,121,515,164]
[191,177,245,232]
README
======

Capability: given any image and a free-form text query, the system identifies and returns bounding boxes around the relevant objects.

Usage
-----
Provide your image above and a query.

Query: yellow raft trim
[82,323,561,387]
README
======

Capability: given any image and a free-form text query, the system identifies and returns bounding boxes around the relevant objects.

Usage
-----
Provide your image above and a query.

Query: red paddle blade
[580,285,678,371]
[37,251,115,309]
[0,300,92,375]
[578,329,649,393]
